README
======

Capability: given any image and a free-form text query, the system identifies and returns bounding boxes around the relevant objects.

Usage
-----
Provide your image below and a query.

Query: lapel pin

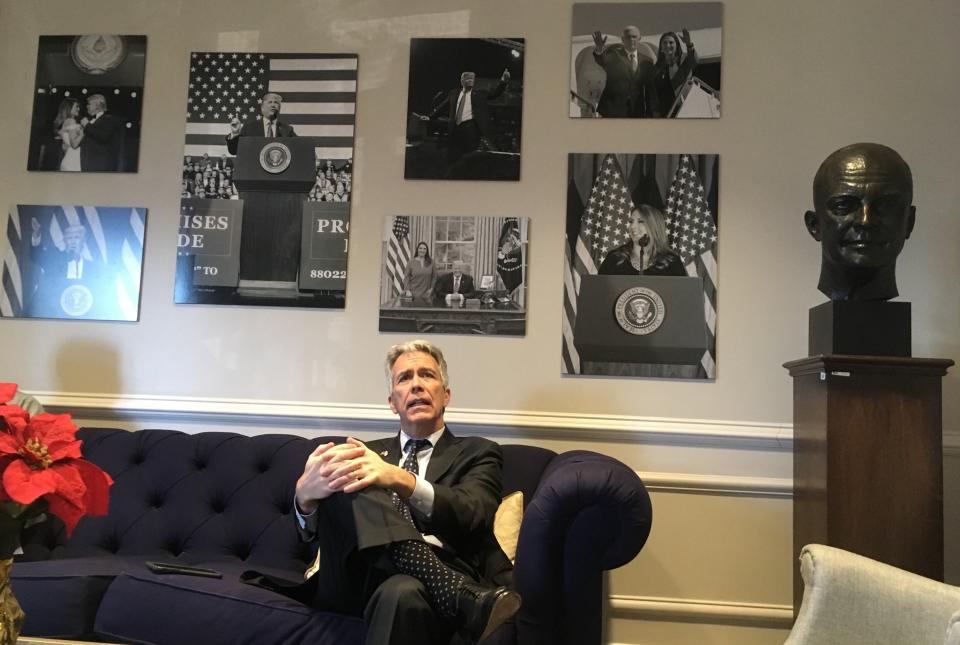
[380,450,389,456]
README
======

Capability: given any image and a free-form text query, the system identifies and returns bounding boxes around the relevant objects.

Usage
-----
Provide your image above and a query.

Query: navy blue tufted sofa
[12,427,652,645]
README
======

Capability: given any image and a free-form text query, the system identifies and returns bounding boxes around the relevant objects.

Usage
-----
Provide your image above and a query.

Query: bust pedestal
[784,354,953,613]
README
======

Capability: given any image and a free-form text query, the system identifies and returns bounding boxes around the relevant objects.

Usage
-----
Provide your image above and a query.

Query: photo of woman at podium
[562,152,719,379]
[598,205,685,276]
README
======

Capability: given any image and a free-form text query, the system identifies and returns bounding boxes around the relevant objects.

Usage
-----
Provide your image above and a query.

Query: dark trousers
[309,488,475,645]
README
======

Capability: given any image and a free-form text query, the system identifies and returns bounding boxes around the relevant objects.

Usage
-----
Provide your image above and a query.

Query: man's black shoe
[455,581,521,643]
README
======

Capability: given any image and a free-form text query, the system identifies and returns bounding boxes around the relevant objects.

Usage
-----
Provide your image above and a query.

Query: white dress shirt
[455,90,474,124]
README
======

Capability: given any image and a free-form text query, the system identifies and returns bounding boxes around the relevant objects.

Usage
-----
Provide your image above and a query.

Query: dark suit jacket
[431,81,507,140]
[433,272,476,302]
[369,430,512,584]
[593,46,659,118]
[299,428,512,587]
[81,113,125,171]
[26,244,107,318]
[225,117,297,155]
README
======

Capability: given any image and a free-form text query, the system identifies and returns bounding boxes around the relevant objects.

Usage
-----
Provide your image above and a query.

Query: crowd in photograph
[180,155,353,202]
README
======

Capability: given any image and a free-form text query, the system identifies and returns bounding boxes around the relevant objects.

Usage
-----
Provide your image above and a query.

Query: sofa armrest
[948,610,960,645]
[786,544,960,645]
[512,450,652,645]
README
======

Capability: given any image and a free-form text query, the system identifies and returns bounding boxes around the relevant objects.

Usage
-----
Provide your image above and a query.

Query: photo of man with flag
[1,204,147,322]
[562,152,719,378]
[177,51,357,309]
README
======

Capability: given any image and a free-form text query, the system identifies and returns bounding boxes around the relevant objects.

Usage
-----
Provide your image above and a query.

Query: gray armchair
[786,544,960,645]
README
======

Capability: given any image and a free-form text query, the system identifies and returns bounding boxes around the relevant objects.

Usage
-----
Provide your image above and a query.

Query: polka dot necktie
[393,439,430,522]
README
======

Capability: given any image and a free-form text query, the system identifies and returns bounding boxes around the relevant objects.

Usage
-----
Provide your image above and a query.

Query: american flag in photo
[664,154,718,378]
[1,205,146,321]
[184,52,357,160]
[385,216,411,296]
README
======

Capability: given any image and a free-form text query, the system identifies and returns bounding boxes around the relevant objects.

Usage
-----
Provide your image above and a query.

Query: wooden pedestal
[784,354,954,613]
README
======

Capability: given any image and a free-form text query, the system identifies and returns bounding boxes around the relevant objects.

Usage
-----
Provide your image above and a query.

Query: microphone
[637,234,649,275]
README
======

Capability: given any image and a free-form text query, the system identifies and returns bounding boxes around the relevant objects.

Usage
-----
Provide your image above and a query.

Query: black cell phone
[145,561,223,578]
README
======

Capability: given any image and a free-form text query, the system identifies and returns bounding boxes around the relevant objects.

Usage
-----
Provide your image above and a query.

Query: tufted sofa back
[21,428,557,573]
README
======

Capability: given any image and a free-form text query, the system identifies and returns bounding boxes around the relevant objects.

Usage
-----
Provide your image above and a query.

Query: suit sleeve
[83,116,119,144]
[225,123,244,156]
[417,440,503,540]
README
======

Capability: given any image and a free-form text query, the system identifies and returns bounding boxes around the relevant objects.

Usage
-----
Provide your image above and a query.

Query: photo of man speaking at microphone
[380,215,529,336]
[175,51,357,309]
[405,38,524,181]
[0,204,147,322]
[562,153,719,379]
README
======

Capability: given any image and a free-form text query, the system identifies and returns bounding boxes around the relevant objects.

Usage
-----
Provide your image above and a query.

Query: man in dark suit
[225,92,297,154]
[423,69,510,159]
[26,219,106,318]
[80,94,125,171]
[433,265,476,306]
[294,340,519,645]
[592,26,659,118]
[223,92,302,282]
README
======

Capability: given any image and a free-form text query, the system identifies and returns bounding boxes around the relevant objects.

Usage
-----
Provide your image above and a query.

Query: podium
[785,354,953,613]
[233,137,316,193]
[573,275,706,365]
[231,137,315,282]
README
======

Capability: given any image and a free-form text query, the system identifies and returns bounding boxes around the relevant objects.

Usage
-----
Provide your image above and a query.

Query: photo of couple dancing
[27,34,145,173]
[50,94,125,172]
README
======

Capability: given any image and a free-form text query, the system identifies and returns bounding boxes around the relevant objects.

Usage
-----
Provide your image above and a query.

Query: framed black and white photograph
[404,38,524,181]
[570,3,721,119]
[27,35,146,172]
[562,153,719,378]
[174,52,357,309]
[0,204,147,321]
[380,215,528,336]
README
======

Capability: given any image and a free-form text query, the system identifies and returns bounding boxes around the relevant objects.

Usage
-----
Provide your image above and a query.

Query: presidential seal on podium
[59,284,95,317]
[614,286,665,335]
[259,141,292,174]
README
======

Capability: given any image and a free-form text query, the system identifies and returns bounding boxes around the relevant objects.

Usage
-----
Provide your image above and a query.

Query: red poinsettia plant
[0,383,112,556]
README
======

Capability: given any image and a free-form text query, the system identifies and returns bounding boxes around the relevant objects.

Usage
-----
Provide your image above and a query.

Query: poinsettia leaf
[73,459,113,516]
[0,384,16,404]
[2,460,58,504]
[0,415,26,436]
[25,413,79,444]
[46,439,83,461]
[46,493,84,536]
[0,405,29,429]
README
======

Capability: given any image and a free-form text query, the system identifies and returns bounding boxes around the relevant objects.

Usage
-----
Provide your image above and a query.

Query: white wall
[2,1,959,643]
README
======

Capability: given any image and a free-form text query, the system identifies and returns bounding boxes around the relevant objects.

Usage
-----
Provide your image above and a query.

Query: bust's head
[804,143,916,300]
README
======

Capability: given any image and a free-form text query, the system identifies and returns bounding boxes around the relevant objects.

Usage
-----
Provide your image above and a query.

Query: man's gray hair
[384,339,449,392]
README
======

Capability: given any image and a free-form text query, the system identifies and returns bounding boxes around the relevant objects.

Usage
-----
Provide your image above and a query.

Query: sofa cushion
[494,491,523,563]
[12,555,145,639]
[93,561,366,645]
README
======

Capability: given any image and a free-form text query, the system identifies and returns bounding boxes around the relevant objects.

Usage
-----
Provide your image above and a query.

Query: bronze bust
[804,143,916,300]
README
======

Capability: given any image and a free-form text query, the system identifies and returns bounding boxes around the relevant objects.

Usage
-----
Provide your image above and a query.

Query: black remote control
[146,561,223,578]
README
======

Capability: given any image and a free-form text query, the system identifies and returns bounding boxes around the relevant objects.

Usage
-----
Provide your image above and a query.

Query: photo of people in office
[405,38,524,181]
[570,3,722,119]
[27,35,146,172]
[380,215,528,336]
[0,204,147,321]
[175,52,357,309]
[562,153,719,379]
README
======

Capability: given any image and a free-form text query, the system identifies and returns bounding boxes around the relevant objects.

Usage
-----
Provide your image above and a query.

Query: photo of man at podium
[225,91,302,286]
[176,52,357,309]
